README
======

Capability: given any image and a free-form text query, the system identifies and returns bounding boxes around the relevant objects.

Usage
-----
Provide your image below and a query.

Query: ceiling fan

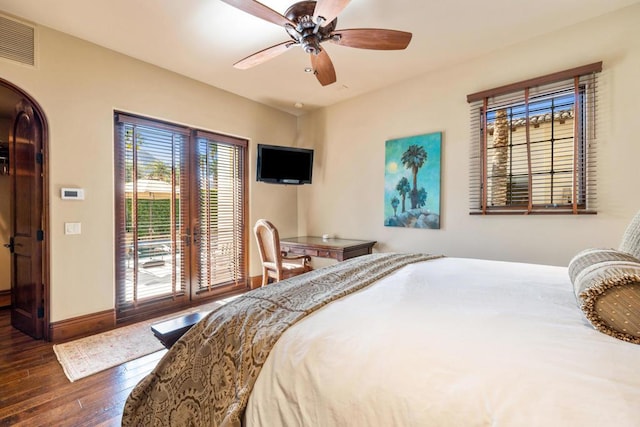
[220,0,413,86]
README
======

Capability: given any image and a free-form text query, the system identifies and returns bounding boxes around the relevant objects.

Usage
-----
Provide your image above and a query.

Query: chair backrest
[253,219,282,267]
[619,210,640,259]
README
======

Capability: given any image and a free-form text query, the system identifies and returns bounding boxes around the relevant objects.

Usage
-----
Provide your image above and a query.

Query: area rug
[53,300,225,382]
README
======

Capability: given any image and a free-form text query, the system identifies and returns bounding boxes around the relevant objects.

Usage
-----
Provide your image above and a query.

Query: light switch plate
[64,222,81,235]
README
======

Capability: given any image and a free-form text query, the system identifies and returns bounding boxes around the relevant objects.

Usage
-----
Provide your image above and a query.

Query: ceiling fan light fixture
[285,23,300,40]
[301,35,321,55]
[313,16,325,34]
[304,45,318,55]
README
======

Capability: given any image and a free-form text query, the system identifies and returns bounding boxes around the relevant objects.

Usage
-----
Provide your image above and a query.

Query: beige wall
[0,27,301,321]
[298,4,640,267]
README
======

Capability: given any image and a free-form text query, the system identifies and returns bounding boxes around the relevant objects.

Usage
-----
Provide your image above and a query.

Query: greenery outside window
[467,62,601,215]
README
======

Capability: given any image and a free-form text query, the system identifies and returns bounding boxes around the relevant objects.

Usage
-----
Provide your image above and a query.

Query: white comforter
[245,257,640,426]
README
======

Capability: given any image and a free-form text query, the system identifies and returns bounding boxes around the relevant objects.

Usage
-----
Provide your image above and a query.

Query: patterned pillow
[619,210,640,259]
[568,248,640,344]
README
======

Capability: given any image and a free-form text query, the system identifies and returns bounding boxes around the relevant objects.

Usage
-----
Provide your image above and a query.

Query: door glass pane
[195,135,246,293]
[118,122,187,307]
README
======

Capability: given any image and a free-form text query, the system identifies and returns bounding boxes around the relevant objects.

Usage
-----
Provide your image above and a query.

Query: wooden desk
[280,236,376,261]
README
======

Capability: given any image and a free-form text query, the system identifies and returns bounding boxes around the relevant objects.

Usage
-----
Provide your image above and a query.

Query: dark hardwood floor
[0,308,162,426]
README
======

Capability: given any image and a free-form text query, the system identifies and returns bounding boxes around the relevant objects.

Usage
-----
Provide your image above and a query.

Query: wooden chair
[253,219,312,286]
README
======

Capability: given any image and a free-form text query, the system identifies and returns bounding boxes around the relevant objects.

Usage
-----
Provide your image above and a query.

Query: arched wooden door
[9,100,44,339]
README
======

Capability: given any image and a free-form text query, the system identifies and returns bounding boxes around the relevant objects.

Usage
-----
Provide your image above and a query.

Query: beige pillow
[619,210,640,259]
[568,248,639,283]
[568,248,640,344]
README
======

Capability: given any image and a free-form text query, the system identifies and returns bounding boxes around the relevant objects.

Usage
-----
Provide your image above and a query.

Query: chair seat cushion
[281,262,307,272]
[263,261,306,272]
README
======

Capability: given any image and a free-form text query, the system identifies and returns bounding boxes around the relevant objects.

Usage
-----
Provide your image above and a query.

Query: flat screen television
[256,144,314,185]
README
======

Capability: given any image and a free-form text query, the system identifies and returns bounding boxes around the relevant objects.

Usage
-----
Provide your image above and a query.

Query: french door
[114,113,248,321]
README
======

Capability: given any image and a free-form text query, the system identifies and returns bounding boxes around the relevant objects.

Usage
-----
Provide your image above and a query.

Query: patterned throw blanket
[122,253,440,426]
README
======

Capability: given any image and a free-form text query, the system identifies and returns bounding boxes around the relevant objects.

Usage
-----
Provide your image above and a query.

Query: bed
[122,245,640,426]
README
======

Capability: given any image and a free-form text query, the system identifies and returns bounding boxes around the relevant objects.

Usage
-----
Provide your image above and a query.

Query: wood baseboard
[47,283,261,343]
[49,309,115,343]
[0,290,10,308]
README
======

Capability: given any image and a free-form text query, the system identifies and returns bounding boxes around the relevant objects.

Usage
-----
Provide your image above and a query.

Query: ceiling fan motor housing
[285,1,337,44]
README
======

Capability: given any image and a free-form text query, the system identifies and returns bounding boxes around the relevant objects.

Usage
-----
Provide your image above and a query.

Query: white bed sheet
[245,257,640,426]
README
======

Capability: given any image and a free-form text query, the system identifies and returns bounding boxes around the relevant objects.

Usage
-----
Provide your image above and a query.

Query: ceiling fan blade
[311,49,337,86]
[234,41,297,69]
[313,0,351,25]
[220,0,294,27]
[332,29,412,50]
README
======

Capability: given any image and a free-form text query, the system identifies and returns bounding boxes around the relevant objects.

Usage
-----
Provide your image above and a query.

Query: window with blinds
[467,62,601,215]
[194,131,247,294]
[114,113,248,320]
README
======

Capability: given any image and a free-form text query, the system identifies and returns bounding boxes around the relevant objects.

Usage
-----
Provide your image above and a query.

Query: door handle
[193,224,200,246]
[3,237,14,253]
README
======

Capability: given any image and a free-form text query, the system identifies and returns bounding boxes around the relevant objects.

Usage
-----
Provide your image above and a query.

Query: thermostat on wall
[61,188,85,200]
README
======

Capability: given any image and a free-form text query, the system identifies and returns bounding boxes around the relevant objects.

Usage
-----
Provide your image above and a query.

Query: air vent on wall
[0,14,35,67]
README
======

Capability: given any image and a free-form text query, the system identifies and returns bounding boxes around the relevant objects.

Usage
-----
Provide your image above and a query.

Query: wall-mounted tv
[256,144,314,185]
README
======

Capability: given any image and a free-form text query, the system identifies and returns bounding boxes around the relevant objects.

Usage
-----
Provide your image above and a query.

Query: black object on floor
[151,311,211,348]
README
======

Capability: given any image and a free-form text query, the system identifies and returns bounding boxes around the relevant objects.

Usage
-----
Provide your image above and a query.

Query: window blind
[114,113,189,311]
[467,62,601,215]
[194,130,248,293]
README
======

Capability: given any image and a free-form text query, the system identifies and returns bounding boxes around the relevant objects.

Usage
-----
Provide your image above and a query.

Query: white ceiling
[0,0,638,115]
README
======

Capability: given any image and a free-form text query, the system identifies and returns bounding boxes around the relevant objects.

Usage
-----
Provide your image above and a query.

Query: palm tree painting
[385,132,441,229]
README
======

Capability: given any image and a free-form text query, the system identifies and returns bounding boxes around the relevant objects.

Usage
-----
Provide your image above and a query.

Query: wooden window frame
[467,62,602,215]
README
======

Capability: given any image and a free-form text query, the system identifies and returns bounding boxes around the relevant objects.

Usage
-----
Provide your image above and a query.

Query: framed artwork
[384,132,441,229]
